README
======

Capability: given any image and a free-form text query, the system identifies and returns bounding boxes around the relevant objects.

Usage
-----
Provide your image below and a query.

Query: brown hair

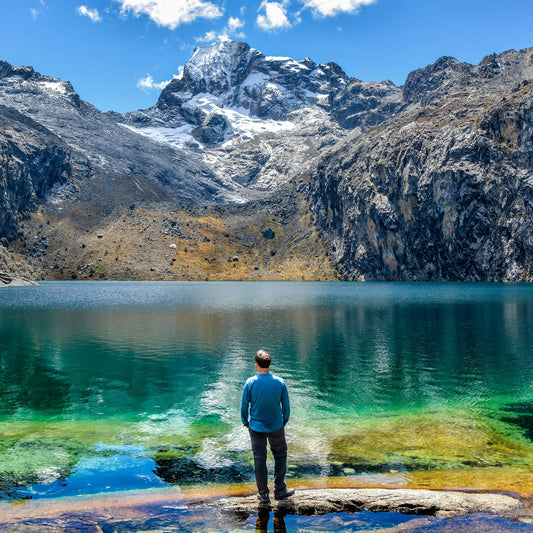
[255,349,271,368]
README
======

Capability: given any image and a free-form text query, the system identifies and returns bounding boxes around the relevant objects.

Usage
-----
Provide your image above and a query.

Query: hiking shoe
[274,488,295,500]
[257,492,270,504]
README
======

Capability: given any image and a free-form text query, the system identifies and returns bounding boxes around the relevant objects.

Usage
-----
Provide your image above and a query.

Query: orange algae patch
[291,466,533,499]
[404,466,533,499]
[1,471,532,527]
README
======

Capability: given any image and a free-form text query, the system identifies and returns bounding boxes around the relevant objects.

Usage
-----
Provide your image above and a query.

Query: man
[241,349,295,504]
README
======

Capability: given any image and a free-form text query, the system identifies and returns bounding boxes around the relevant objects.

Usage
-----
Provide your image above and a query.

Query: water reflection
[1,282,533,496]
[255,509,287,533]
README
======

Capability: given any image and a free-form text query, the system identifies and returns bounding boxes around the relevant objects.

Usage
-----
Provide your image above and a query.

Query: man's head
[255,349,271,369]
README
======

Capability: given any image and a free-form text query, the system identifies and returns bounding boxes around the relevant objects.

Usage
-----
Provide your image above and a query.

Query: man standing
[241,349,295,503]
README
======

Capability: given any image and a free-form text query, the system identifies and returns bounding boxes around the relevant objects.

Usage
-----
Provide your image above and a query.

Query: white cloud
[227,16,245,34]
[115,0,223,30]
[256,1,291,31]
[137,69,183,91]
[195,30,218,43]
[30,1,47,19]
[195,16,245,43]
[300,0,376,17]
[77,5,102,22]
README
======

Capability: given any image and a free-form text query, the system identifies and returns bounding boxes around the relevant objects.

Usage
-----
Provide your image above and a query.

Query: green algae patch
[328,410,533,472]
[189,414,232,440]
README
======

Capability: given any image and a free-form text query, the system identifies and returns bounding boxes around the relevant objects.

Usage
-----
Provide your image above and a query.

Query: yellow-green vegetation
[2,405,533,496]
[328,410,533,468]
[14,187,339,281]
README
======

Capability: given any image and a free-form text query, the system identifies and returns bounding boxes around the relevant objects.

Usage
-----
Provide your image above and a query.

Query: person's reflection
[255,508,287,533]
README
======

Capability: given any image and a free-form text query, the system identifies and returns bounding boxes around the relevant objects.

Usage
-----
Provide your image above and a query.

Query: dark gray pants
[249,427,287,496]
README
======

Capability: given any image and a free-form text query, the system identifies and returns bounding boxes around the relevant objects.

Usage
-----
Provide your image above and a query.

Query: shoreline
[1,484,531,528]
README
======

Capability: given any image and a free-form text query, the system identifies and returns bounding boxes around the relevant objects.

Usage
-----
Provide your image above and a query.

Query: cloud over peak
[256,1,291,32]
[116,0,223,30]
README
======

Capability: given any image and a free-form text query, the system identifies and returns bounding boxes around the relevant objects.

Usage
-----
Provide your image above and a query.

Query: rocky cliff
[307,48,533,281]
[0,104,72,240]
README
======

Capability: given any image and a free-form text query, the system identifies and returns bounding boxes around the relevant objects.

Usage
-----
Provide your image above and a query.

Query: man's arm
[281,382,290,426]
[240,381,250,427]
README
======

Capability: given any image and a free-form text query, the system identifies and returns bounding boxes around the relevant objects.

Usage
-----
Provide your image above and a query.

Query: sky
[1,0,532,113]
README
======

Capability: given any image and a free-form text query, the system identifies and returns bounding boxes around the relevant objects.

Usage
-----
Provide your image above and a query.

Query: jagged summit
[157,39,347,120]
[123,39,350,149]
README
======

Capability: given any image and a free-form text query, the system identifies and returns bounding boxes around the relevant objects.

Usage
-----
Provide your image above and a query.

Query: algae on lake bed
[2,402,533,498]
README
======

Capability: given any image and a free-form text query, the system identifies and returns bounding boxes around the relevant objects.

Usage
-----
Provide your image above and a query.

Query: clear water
[1,281,532,527]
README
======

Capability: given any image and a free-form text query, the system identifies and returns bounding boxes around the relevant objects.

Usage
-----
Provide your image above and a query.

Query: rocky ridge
[307,48,533,281]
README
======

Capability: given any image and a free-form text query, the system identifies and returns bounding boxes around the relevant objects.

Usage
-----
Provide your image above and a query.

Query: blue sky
[1,0,532,113]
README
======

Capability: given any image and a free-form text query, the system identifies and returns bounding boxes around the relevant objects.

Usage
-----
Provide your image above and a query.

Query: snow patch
[124,105,295,149]
[122,123,196,149]
[40,80,68,95]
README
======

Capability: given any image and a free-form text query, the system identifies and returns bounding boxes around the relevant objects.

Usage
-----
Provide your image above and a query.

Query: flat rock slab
[0,272,38,286]
[219,488,525,519]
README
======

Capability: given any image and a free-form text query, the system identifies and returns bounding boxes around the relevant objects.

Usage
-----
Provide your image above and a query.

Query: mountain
[1,41,532,281]
[308,48,533,281]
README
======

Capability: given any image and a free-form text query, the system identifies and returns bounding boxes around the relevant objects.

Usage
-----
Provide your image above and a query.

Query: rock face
[308,48,533,281]
[0,104,71,240]
[0,243,39,285]
[220,488,524,519]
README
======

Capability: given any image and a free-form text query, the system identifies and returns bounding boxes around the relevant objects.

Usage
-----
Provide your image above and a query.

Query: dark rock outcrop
[192,111,233,146]
[0,105,71,239]
[308,50,533,281]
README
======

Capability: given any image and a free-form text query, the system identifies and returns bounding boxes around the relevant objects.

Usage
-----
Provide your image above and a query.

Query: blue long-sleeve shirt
[241,373,290,433]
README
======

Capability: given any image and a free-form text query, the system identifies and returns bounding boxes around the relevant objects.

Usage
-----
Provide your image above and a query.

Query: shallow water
[1,282,533,527]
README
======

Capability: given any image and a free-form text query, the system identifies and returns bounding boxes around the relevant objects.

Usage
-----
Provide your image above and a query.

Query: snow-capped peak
[124,40,348,152]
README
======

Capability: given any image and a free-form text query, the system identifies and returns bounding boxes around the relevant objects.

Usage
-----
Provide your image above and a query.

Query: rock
[262,228,275,239]
[0,244,39,285]
[308,53,533,281]
[0,105,72,240]
[219,488,523,519]
[192,111,233,147]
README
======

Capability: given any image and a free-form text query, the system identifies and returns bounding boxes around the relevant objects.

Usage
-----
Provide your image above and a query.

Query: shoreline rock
[0,271,38,286]
[218,488,526,520]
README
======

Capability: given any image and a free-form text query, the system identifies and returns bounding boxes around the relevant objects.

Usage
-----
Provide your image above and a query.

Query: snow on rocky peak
[124,40,347,151]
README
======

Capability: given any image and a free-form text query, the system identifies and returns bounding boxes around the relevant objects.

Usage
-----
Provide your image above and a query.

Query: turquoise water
[1,282,533,511]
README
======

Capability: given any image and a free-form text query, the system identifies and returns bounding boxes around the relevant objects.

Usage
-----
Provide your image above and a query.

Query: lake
[1,281,532,530]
